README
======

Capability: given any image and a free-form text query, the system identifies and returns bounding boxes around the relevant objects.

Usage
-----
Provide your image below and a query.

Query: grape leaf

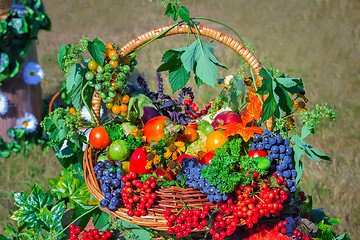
[260,93,276,123]
[120,220,153,240]
[336,233,351,240]
[50,167,99,208]
[92,211,110,230]
[179,6,190,23]
[66,63,86,110]
[37,201,66,232]
[11,184,53,230]
[87,38,106,66]
[181,39,226,88]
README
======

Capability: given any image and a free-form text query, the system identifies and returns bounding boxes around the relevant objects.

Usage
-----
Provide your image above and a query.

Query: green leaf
[325,217,341,226]
[0,150,11,158]
[11,143,22,152]
[72,205,96,230]
[8,18,28,34]
[7,128,16,139]
[0,235,10,240]
[274,85,293,115]
[15,128,26,139]
[168,63,190,92]
[304,144,332,162]
[92,211,109,230]
[164,3,173,17]
[301,125,312,140]
[58,45,67,72]
[0,21,7,36]
[120,220,153,240]
[50,167,98,208]
[9,60,20,78]
[257,68,273,95]
[170,4,179,21]
[293,144,304,184]
[194,75,202,88]
[260,94,276,123]
[276,76,304,93]
[127,94,156,118]
[66,63,86,110]
[11,184,54,230]
[336,233,351,240]
[179,6,190,23]
[37,201,66,232]
[181,39,225,88]
[0,53,9,73]
[87,38,106,66]
[310,208,326,224]
[157,49,184,72]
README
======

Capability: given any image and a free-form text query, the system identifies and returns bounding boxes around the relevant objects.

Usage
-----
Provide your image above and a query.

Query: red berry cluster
[184,98,212,119]
[292,229,313,240]
[69,224,112,240]
[209,199,241,240]
[164,205,210,238]
[121,172,157,217]
[246,220,289,236]
[235,177,289,229]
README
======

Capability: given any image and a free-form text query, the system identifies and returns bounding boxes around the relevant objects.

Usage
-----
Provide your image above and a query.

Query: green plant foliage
[0,0,51,84]
[11,183,54,230]
[50,167,99,208]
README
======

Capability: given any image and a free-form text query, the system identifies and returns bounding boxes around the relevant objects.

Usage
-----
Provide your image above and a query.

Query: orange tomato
[119,104,128,112]
[112,105,121,114]
[120,56,131,65]
[205,131,228,152]
[121,95,130,104]
[184,128,197,142]
[110,81,118,90]
[108,50,119,60]
[109,60,118,68]
[106,42,115,51]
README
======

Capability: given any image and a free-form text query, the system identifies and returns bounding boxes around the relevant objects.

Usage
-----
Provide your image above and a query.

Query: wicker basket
[83,24,270,236]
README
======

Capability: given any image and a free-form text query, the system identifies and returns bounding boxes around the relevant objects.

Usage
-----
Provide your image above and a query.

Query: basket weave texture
[84,24,269,233]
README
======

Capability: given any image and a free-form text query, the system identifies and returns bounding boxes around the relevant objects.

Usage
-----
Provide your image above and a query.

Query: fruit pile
[74,39,336,240]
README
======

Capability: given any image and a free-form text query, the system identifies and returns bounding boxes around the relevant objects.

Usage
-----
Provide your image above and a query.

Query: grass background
[1,0,359,238]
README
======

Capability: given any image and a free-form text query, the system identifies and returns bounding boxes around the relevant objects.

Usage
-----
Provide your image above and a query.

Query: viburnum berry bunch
[208,199,242,239]
[121,171,157,217]
[164,204,211,238]
[68,224,112,240]
[235,174,290,229]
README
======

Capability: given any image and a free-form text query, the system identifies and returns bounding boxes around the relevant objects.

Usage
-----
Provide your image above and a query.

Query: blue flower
[0,93,9,116]
[23,61,44,85]
[14,112,38,133]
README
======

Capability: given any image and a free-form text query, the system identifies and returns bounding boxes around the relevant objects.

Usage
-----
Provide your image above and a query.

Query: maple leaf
[242,96,262,124]
[219,122,262,142]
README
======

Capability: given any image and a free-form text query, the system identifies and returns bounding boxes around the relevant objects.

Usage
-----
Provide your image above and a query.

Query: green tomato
[130,65,135,72]
[109,139,131,161]
[97,65,104,73]
[100,92,107,99]
[97,155,109,162]
[117,72,126,81]
[85,71,95,81]
[106,96,113,102]
[95,84,102,91]
[115,81,123,88]
[129,52,136,60]
[103,81,111,88]
[109,91,116,98]
[96,73,104,81]
[130,59,137,66]
[121,65,130,74]
[104,64,114,73]
[108,86,115,92]
[104,72,112,81]
[88,81,95,87]
[111,55,118,61]
[203,125,215,136]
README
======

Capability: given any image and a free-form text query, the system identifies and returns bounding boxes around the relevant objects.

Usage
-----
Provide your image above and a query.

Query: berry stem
[56,205,100,238]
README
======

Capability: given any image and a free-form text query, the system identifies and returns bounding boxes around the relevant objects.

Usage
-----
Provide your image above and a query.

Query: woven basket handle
[92,24,272,129]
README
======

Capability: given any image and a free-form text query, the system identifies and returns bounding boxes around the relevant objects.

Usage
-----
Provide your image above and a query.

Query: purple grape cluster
[177,157,228,203]
[251,130,298,193]
[94,160,125,211]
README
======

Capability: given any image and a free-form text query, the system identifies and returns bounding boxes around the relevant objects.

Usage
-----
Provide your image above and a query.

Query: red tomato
[248,149,267,158]
[186,123,197,130]
[89,127,111,150]
[129,148,152,175]
[154,167,175,182]
[177,154,199,165]
[200,151,215,165]
[143,116,169,144]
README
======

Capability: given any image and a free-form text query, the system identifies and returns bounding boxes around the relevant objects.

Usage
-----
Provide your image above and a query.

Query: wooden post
[0,2,43,142]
